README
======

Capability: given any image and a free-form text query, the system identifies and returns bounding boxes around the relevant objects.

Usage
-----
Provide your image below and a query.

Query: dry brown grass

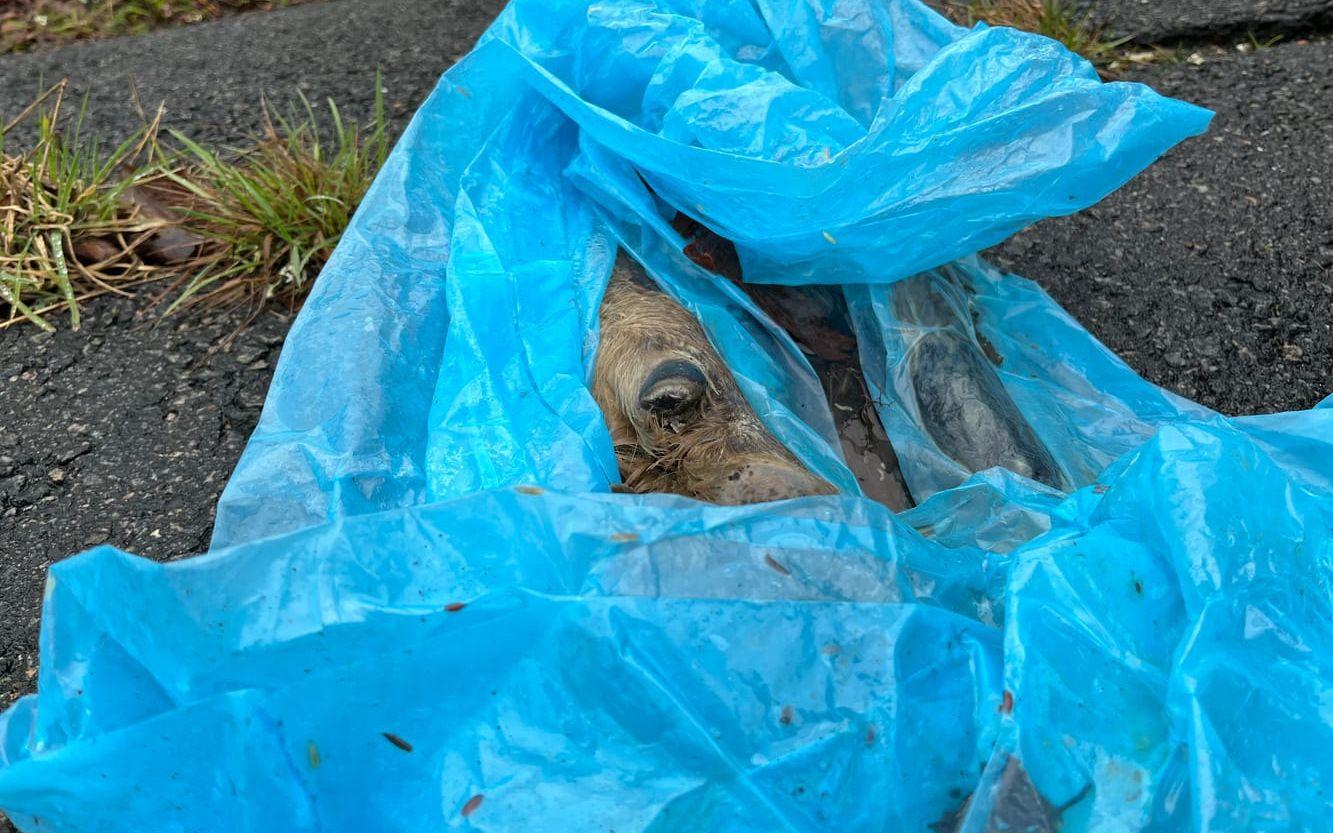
[0,82,170,330]
[935,0,1133,68]
[1,78,388,330]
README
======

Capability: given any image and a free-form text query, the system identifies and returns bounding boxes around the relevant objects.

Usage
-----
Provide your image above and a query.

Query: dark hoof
[638,359,707,419]
[907,330,1066,490]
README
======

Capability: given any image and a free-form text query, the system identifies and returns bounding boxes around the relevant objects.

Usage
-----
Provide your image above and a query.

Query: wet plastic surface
[2,2,1330,831]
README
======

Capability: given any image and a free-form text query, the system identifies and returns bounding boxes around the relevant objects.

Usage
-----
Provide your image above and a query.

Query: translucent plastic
[2,2,1329,831]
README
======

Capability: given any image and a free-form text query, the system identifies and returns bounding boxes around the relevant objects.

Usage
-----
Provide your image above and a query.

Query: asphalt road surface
[994,35,1333,414]
[1086,0,1333,42]
[0,0,1328,759]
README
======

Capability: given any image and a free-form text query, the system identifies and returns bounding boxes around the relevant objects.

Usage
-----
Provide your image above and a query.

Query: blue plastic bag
[2,2,1329,831]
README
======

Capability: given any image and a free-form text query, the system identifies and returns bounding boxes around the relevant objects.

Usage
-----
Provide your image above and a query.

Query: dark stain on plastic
[461,793,485,817]
[998,690,1014,714]
[445,602,466,613]
[610,532,639,543]
[865,725,877,746]
[515,485,544,495]
[934,758,1091,833]
[382,732,413,752]
[306,741,321,769]
[764,554,791,576]
[780,704,794,725]
[931,793,973,833]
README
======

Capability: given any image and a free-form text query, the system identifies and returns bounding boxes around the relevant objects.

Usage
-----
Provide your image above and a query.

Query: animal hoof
[637,359,707,419]
[907,330,1066,490]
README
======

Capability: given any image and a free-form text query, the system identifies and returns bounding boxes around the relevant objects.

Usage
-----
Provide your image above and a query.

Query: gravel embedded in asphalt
[0,298,291,706]
[0,0,507,149]
[1086,0,1333,43]
[992,36,1333,415]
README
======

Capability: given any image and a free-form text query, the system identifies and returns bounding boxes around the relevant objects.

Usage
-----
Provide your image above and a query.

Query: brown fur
[593,255,835,504]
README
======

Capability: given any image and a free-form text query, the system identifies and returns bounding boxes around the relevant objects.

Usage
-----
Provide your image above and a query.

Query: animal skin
[593,255,835,504]
[672,213,915,511]
[595,224,1065,506]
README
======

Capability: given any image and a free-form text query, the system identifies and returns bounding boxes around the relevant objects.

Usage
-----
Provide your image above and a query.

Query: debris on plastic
[2,2,1330,832]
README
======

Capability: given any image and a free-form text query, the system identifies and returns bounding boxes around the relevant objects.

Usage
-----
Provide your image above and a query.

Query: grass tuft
[158,80,389,311]
[1,82,165,330]
[0,76,389,330]
[937,0,1132,69]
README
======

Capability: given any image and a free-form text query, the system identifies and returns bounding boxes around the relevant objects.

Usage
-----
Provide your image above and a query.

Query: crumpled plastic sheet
[2,2,1330,831]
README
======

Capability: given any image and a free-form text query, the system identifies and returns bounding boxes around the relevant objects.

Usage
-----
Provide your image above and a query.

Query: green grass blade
[47,231,79,330]
[0,272,56,332]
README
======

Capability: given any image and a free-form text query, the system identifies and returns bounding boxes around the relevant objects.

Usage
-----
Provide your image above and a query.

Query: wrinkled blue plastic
[2,1,1330,831]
